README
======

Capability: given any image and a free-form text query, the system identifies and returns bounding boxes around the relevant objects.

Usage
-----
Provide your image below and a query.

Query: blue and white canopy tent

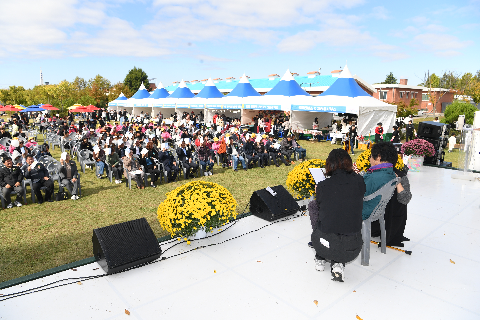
[169,80,205,119]
[290,65,397,136]
[146,82,176,118]
[107,92,128,111]
[127,84,151,115]
[202,75,260,125]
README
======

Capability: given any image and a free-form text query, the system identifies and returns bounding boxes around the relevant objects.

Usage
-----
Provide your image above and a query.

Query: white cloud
[409,16,429,25]
[411,33,473,56]
[371,6,388,20]
[424,24,448,32]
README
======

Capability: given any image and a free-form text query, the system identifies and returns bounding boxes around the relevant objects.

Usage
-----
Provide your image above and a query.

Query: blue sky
[0,0,479,89]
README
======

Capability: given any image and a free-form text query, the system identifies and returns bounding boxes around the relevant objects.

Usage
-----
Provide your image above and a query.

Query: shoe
[47,199,54,202]
[331,263,344,282]
[276,164,280,167]
[401,236,410,242]
[6,203,13,209]
[233,169,237,172]
[189,174,195,178]
[314,258,327,272]
[260,165,264,168]
[222,164,226,168]
[243,168,247,171]
[14,201,22,207]
[208,171,212,176]
[308,242,314,248]
[285,163,291,166]
[204,172,209,176]
[75,195,80,200]
[151,183,157,188]
[71,195,77,200]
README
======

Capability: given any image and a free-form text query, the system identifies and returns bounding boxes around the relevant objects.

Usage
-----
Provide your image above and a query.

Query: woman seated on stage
[309,149,366,282]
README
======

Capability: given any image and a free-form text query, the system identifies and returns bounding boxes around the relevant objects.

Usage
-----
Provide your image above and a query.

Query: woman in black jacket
[309,149,366,282]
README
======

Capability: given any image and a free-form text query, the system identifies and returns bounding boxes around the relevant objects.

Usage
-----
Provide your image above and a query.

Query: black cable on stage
[1,204,305,302]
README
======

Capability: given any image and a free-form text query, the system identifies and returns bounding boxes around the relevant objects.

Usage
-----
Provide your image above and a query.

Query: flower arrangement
[355,149,404,172]
[286,159,326,199]
[358,135,365,142]
[401,139,435,157]
[157,181,237,239]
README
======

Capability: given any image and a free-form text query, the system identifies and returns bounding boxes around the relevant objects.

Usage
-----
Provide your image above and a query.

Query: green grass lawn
[0,133,455,283]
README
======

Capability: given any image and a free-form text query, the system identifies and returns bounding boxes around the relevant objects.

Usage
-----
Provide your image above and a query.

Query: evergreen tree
[382,72,397,84]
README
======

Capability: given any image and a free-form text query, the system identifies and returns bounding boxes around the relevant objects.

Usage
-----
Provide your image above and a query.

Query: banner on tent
[244,104,281,110]
[291,105,346,113]
[152,104,176,108]
[133,103,149,107]
[176,104,205,109]
[206,104,242,110]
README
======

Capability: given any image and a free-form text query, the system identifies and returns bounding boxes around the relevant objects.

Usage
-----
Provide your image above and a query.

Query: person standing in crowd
[405,120,416,141]
[217,138,228,168]
[59,152,79,200]
[390,126,400,143]
[0,156,24,208]
[348,124,357,155]
[308,149,365,282]
[24,154,54,204]
[374,122,383,143]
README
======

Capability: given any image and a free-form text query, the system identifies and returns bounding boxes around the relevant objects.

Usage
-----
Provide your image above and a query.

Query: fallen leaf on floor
[77,282,82,285]
[214,270,216,273]
[356,315,363,320]
[72,268,77,271]
[257,261,262,263]
[353,290,356,292]
[125,309,130,315]
[450,259,455,264]
[313,300,318,306]
[93,268,99,270]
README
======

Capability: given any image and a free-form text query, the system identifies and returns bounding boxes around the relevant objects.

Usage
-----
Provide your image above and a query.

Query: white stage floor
[1,166,480,320]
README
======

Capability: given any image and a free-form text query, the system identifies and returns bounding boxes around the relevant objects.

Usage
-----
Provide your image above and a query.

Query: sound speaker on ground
[250,185,300,221]
[92,218,161,274]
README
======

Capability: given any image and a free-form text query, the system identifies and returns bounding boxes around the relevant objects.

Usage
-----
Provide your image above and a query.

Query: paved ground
[1,166,479,320]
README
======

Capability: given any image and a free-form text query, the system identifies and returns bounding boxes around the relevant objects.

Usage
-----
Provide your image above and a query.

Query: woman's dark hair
[325,149,353,176]
[371,142,398,165]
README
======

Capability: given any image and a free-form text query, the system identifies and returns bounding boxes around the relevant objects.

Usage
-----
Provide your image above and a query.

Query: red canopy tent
[0,105,21,112]
[40,104,59,111]
[70,106,94,113]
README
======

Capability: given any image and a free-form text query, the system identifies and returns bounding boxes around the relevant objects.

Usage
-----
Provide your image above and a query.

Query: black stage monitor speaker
[250,185,300,221]
[417,121,450,139]
[92,218,161,274]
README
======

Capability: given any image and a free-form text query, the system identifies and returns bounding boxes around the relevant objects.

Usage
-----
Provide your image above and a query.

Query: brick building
[373,79,455,113]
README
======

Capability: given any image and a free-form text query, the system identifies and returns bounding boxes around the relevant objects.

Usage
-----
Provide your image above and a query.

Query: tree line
[0,67,150,116]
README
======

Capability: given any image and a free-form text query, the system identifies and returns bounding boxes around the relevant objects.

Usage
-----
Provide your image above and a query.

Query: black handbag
[55,191,68,201]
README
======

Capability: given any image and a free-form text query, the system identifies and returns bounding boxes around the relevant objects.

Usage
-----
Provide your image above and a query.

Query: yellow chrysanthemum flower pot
[157,181,237,238]
[286,159,326,200]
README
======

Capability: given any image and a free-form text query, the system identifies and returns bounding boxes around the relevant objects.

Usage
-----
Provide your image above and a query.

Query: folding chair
[361,178,398,266]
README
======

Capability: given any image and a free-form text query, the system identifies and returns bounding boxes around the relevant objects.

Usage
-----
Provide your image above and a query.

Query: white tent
[290,65,397,137]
